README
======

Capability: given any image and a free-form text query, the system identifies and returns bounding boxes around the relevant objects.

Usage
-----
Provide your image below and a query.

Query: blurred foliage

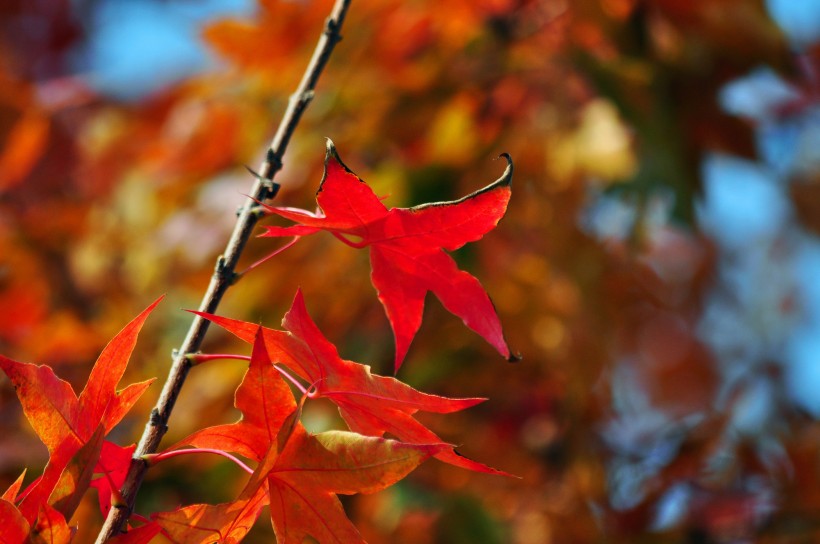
[2,0,820,542]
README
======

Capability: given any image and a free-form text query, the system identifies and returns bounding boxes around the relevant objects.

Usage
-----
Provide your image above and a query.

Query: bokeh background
[2,0,820,542]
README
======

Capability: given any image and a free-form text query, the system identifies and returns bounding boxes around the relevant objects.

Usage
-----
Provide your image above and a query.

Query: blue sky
[78,0,253,100]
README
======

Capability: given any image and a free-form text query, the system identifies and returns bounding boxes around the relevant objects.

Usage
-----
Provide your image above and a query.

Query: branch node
[183,352,199,365]
[148,409,164,429]
[249,205,267,219]
[259,180,280,201]
[247,158,281,200]
[324,16,341,39]
[214,256,239,284]
[290,90,315,106]
[265,181,281,201]
[265,148,283,172]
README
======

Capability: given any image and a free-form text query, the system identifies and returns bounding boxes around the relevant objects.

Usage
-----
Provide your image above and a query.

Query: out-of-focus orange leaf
[143,100,242,177]
[202,1,327,86]
[0,110,49,190]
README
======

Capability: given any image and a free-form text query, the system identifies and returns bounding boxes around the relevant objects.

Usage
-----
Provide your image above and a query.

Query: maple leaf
[0,109,50,191]
[158,429,441,544]
[0,297,161,452]
[162,329,445,542]
[0,297,161,523]
[2,470,26,502]
[154,492,267,544]
[48,424,105,520]
[90,441,136,517]
[194,289,511,475]
[156,328,298,541]
[0,498,30,543]
[0,500,73,544]
[262,140,516,371]
[170,326,298,462]
[108,522,161,544]
[263,426,443,544]
[30,503,72,544]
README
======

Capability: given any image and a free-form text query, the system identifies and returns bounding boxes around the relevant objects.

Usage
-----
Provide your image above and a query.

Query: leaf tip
[143,294,165,315]
[496,152,513,187]
[293,286,305,302]
[451,449,520,478]
[323,138,345,171]
[324,137,337,157]
[321,138,357,180]
[283,287,309,328]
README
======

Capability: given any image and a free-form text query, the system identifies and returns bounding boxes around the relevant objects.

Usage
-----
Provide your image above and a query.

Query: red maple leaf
[108,522,162,544]
[0,499,73,544]
[0,498,31,543]
[194,289,511,476]
[169,326,299,462]
[0,298,160,524]
[2,469,27,503]
[90,441,136,518]
[154,328,297,541]
[263,425,443,544]
[262,140,516,371]
[154,492,266,544]
[30,503,73,543]
[159,328,444,542]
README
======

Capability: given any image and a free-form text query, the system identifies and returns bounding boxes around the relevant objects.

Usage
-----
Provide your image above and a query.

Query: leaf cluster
[0,142,515,542]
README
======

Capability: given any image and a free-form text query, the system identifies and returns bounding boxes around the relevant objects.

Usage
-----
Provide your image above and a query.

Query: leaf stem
[332,232,368,248]
[143,449,255,476]
[94,0,352,539]
[99,468,126,508]
[187,352,308,396]
[238,235,300,276]
[274,364,310,395]
[186,353,251,366]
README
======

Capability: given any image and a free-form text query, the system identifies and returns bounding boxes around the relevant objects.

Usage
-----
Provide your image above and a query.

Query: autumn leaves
[0,142,513,542]
[0,299,160,541]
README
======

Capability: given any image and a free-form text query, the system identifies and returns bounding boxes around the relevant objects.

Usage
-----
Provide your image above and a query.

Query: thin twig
[94,0,352,539]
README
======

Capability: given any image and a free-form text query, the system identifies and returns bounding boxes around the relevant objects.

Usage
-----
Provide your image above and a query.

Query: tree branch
[94,0,352,539]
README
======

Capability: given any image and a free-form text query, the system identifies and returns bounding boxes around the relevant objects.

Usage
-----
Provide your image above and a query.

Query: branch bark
[95,0,352,539]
